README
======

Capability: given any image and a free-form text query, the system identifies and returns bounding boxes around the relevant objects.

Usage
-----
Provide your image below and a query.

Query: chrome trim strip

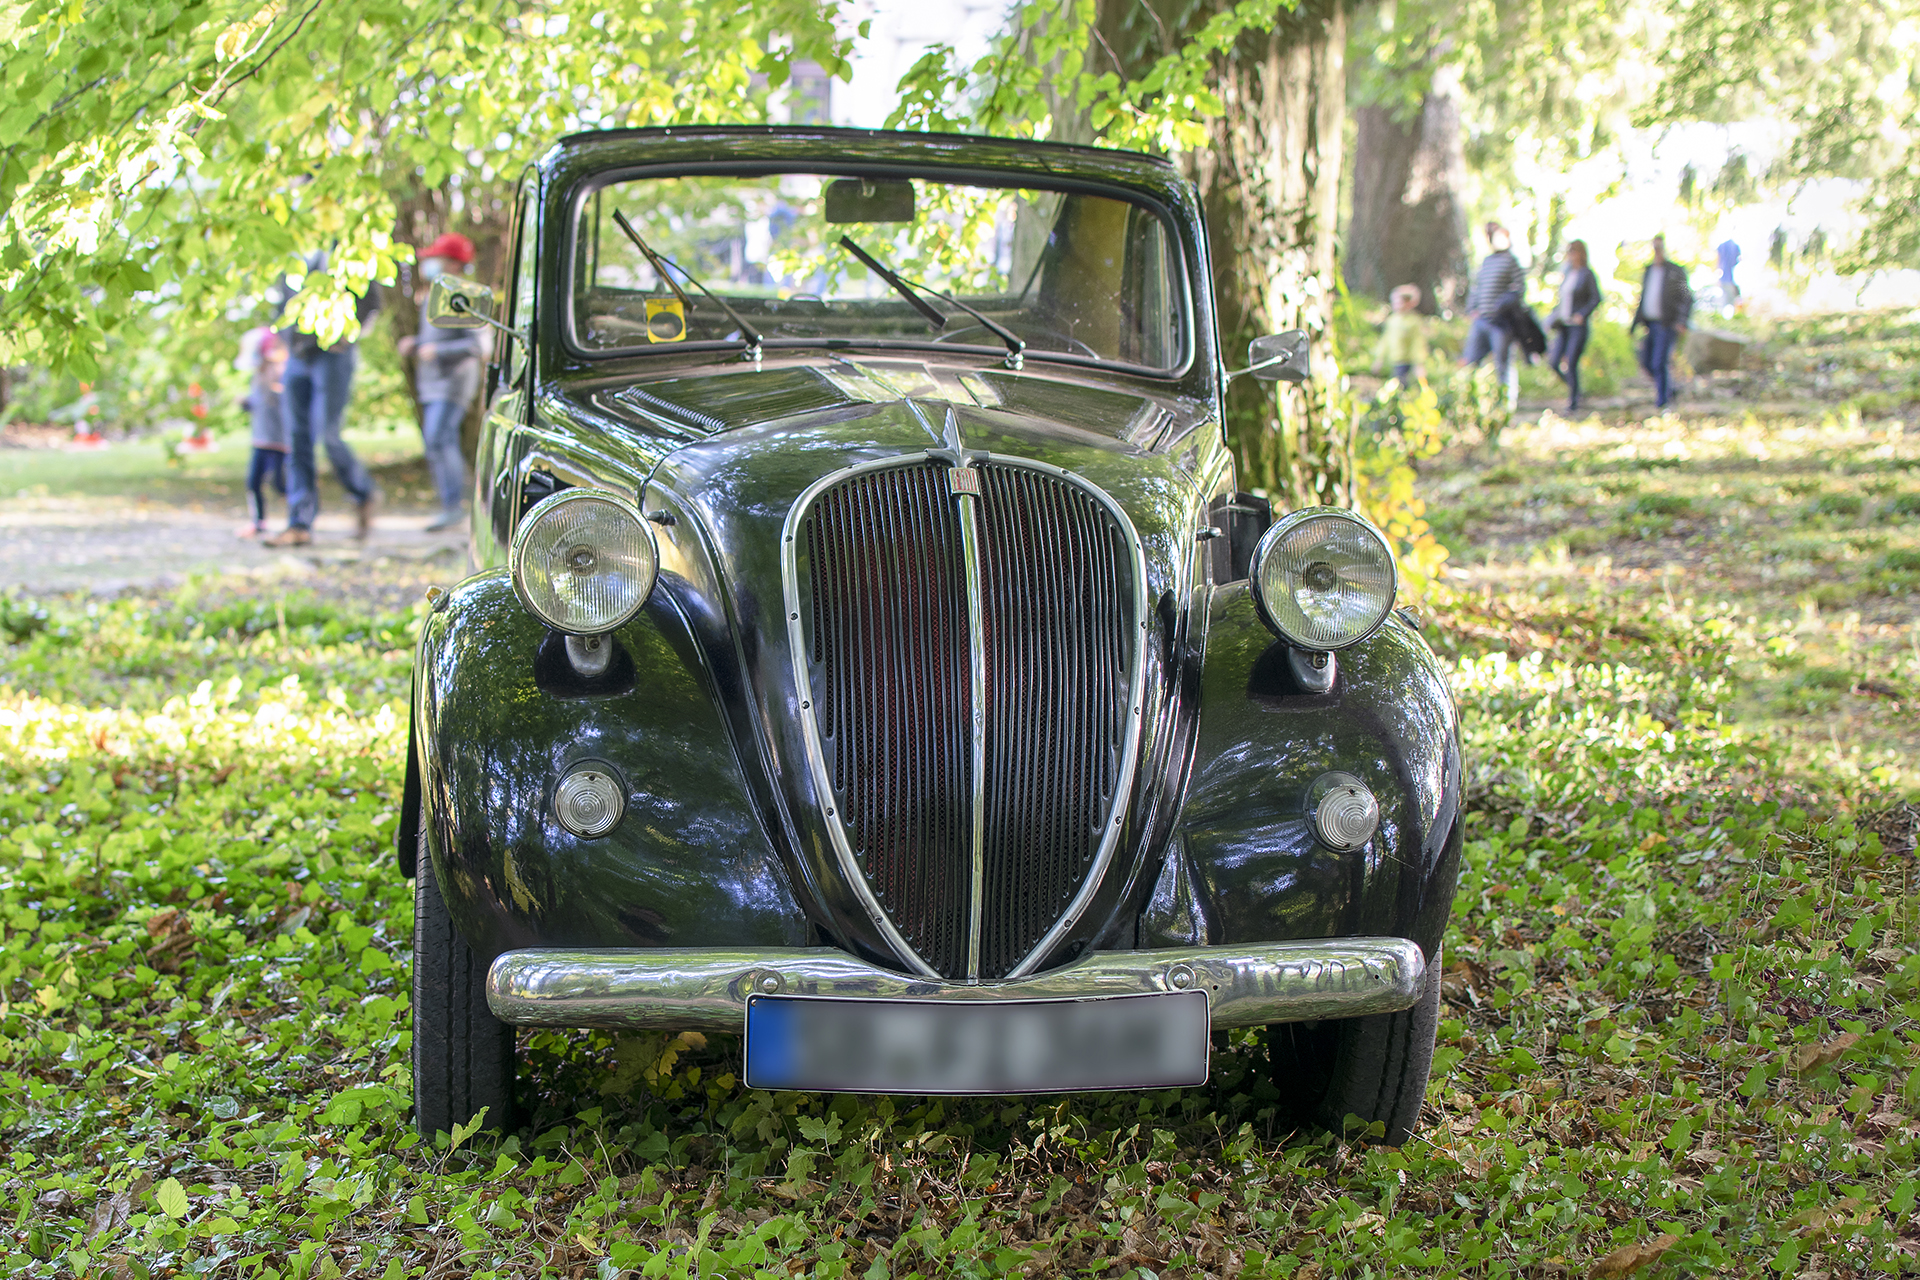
[955,487,989,982]
[778,452,1149,982]
[488,937,1428,1032]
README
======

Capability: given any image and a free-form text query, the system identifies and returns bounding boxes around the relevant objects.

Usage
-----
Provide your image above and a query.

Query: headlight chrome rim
[510,488,657,636]
[1249,507,1398,651]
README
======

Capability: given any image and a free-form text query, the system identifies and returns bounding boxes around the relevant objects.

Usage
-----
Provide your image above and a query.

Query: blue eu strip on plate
[743,990,1210,1094]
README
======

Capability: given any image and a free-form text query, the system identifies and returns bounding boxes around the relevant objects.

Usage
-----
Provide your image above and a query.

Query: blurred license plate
[743,991,1209,1094]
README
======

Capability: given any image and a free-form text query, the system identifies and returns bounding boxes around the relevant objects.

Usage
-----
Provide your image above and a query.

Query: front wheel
[1260,947,1442,1146]
[412,825,516,1138]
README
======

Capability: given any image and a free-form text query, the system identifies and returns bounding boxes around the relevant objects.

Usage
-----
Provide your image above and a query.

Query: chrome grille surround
[780,453,1148,981]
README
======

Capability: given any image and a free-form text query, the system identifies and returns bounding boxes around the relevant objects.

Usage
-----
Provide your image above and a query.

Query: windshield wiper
[612,209,763,357]
[917,279,1027,366]
[837,235,1026,364]
[836,235,947,331]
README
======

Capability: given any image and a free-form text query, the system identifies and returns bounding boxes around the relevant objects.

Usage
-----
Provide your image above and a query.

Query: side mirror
[1248,330,1310,384]
[427,275,496,330]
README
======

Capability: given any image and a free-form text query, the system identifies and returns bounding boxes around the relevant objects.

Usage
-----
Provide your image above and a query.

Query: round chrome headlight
[510,489,657,635]
[1250,507,1397,650]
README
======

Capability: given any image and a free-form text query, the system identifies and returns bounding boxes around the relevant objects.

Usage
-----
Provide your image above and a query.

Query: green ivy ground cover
[0,579,1916,1279]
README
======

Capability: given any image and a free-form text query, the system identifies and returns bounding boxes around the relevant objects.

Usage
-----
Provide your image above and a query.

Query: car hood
[555,356,1218,975]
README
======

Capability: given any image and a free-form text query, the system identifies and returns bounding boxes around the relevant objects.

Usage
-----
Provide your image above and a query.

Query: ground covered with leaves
[3,392,1920,1277]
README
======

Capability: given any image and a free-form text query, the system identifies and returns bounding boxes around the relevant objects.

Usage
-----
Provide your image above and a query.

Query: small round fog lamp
[1307,772,1379,852]
[554,765,625,839]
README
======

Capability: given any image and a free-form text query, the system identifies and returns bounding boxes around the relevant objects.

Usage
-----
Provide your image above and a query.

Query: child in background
[236,327,289,538]
[1372,283,1429,384]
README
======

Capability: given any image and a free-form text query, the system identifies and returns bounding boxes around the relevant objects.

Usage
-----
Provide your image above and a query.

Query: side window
[505,175,538,384]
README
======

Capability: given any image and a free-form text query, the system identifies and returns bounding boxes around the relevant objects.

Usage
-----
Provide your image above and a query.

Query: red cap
[421,233,475,265]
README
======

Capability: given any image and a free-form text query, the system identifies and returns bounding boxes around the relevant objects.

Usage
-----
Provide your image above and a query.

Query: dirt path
[2,429,473,609]
[1,495,470,598]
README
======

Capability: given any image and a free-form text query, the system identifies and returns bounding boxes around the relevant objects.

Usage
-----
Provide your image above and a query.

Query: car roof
[540,125,1190,203]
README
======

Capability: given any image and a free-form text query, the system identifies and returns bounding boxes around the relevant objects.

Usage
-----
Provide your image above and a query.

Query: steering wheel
[931,322,1099,358]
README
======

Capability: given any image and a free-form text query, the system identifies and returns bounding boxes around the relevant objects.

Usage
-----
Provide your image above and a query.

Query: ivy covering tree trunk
[1186,0,1350,508]
[1095,0,1352,508]
[1344,68,1469,313]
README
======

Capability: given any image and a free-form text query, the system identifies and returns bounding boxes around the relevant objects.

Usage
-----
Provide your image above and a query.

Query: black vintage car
[402,126,1462,1144]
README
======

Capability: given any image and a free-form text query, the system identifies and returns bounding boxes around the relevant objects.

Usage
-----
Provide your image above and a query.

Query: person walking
[1630,234,1692,412]
[1716,238,1741,300]
[1546,240,1601,413]
[1460,222,1526,408]
[398,234,486,532]
[1372,284,1429,383]
[237,328,290,537]
[264,251,382,548]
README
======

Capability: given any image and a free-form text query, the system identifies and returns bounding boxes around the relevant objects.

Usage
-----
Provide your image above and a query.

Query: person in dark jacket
[1547,240,1601,413]
[1460,222,1526,407]
[398,233,486,531]
[1630,234,1692,411]
[264,251,382,547]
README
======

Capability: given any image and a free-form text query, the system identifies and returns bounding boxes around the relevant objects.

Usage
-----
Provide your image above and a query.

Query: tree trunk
[1180,0,1349,507]
[1344,66,1469,313]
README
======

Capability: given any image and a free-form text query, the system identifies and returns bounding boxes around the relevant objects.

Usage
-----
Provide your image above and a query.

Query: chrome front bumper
[486,937,1427,1032]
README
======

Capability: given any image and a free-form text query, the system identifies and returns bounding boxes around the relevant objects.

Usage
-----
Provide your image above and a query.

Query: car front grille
[798,458,1138,980]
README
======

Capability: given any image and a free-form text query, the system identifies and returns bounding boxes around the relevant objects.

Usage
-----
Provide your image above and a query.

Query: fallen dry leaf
[84,1175,149,1244]
[143,908,196,973]
[1789,1032,1860,1074]
[1787,1195,1861,1238]
[1589,1232,1679,1277]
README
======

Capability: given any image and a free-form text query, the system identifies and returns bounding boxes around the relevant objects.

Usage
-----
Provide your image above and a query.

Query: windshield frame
[560,161,1196,379]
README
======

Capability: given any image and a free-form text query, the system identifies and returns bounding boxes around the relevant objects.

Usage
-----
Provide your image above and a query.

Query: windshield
[570,172,1186,371]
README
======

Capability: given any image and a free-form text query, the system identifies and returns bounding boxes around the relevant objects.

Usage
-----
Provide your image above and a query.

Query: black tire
[412,828,516,1138]
[1261,947,1442,1146]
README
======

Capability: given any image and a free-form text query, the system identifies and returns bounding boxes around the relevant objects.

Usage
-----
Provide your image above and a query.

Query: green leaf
[797,1113,842,1147]
[154,1176,189,1219]
[448,1107,489,1152]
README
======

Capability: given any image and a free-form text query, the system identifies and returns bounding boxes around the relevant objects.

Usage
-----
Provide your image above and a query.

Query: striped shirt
[1466,250,1525,315]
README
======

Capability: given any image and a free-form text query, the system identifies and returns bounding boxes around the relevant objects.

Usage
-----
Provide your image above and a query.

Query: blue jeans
[246,447,287,526]
[1460,315,1513,382]
[1638,322,1679,408]
[1548,323,1589,409]
[420,399,470,513]
[282,347,372,530]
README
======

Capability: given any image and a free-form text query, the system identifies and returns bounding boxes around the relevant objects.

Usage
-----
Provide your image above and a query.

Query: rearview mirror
[1248,330,1310,384]
[825,178,916,224]
[427,275,496,330]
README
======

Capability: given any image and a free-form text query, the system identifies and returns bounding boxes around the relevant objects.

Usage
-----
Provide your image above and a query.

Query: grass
[2,314,1919,1277]
[2,589,1915,1277]
[1421,407,1920,790]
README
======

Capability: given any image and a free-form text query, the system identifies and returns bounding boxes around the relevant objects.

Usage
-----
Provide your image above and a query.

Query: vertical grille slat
[800,459,1134,980]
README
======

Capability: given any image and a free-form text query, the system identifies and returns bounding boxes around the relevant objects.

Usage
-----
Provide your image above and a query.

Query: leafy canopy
[0,0,856,376]
[1349,0,1920,269]
[886,0,1307,152]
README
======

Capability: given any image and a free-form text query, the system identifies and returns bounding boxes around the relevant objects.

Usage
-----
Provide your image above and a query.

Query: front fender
[413,569,810,967]
[1159,585,1463,959]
